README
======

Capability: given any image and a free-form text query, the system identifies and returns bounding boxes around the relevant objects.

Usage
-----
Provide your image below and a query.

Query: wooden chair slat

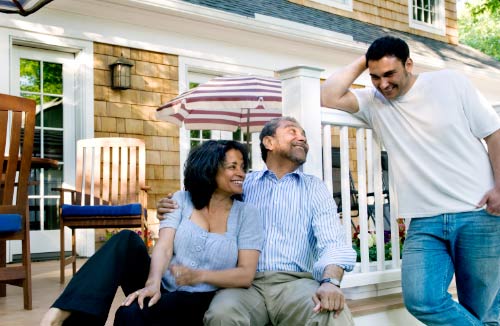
[0,111,8,186]
[93,147,101,205]
[129,147,137,203]
[102,146,111,204]
[120,146,128,204]
[111,145,119,204]
[57,137,149,284]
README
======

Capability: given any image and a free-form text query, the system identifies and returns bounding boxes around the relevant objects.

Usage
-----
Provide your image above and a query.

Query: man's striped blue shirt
[243,168,356,280]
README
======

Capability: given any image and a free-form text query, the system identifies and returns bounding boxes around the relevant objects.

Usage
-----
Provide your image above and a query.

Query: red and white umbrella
[156,75,282,133]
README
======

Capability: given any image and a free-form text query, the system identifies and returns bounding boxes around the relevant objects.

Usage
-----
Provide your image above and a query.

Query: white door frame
[0,28,95,259]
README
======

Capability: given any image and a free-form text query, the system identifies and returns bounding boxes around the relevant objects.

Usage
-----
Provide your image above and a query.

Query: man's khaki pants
[204,271,355,326]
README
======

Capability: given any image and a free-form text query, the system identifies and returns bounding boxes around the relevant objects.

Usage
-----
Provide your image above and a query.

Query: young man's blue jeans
[401,210,499,326]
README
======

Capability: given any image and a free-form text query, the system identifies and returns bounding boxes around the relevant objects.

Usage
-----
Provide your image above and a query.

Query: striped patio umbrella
[156,75,282,133]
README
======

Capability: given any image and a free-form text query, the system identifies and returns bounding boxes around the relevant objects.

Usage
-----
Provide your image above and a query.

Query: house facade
[1,0,499,323]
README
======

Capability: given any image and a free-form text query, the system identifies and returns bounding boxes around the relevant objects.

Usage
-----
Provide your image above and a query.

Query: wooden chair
[0,94,36,310]
[57,137,150,283]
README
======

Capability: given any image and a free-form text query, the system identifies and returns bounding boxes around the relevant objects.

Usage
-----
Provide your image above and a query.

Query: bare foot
[40,308,71,326]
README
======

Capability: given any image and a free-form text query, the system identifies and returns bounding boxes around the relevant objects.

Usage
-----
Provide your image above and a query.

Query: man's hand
[170,265,201,286]
[483,130,500,215]
[312,283,345,317]
[157,193,178,221]
[477,187,500,215]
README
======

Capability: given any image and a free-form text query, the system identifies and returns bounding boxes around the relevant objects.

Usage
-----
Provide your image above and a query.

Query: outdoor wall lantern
[110,56,134,90]
[0,0,53,16]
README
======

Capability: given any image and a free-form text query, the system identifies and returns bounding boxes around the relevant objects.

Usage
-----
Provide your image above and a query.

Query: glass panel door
[10,46,75,258]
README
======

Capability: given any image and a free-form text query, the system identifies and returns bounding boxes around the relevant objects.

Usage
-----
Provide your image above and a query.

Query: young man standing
[321,36,500,325]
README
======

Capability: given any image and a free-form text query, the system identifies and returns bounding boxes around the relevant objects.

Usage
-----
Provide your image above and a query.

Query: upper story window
[311,0,353,12]
[408,0,446,35]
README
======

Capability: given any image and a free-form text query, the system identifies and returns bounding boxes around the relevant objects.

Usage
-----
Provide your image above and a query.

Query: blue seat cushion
[61,203,142,217]
[0,214,22,232]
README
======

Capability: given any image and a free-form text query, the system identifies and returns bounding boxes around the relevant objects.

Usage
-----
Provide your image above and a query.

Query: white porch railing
[321,107,402,300]
[277,65,404,300]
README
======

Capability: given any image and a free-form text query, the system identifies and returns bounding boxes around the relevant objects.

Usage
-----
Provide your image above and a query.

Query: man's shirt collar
[254,166,303,181]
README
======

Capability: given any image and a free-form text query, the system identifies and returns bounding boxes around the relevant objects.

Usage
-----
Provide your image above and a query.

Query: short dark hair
[259,116,299,162]
[365,36,410,68]
[184,140,248,209]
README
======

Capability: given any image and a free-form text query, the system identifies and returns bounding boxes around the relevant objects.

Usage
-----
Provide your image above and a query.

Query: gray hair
[259,116,299,162]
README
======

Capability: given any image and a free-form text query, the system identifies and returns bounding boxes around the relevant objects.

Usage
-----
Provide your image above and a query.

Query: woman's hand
[123,228,176,310]
[170,265,201,286]
[121,283,162,309]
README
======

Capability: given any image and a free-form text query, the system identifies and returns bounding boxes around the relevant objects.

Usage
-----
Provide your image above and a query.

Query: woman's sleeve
[236,203,264,251]
[159,191,186,230]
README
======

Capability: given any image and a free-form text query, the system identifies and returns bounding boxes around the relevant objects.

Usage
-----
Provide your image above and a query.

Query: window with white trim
[408,0,446,35]
[310,0,352,12]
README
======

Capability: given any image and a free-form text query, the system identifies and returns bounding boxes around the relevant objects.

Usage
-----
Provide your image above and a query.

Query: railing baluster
[366,130,374,208]
[322,125,333,194]
[390,173,401,269]
[372,135,385,270]
[356,128,370,273]
[340,126,352,244]
[321,107,402,297]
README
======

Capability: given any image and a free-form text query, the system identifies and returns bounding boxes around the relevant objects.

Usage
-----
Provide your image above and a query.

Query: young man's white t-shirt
[352,69,500,218]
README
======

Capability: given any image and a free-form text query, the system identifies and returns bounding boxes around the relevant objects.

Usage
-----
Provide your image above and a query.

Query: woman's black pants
[52,230,214,325]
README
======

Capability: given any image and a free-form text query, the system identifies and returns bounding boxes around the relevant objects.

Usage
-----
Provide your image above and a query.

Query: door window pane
[20,59,40,92]
[28,168,41,196]
[44,168,63,196]
[44,198,59,230]
[33,129,42,158]
[29,198,41,230]
[43,130,63,161]
[43,96,63,128]
[20,94,41,127]
[43,62,63,95]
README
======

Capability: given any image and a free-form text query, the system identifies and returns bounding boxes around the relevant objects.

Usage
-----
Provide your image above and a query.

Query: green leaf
[459,0,500,61]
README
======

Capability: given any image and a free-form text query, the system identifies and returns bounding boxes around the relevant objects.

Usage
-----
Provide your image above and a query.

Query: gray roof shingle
[181,0,500,70]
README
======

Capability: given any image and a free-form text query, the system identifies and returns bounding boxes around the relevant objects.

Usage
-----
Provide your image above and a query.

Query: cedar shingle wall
[289,0,458,44]
[93,43,181,229]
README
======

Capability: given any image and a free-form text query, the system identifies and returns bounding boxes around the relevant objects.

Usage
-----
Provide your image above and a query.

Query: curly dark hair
[365,36,410,68]
[184,140,248,209]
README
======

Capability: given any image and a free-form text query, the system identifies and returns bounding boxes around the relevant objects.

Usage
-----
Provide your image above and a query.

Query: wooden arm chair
[0,94,36,310]
[57,137,150,284]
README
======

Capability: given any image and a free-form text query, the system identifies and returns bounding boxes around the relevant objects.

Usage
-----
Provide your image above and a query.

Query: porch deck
[0,259,123,325]
[1,259,449,325]
[1,259,458,325]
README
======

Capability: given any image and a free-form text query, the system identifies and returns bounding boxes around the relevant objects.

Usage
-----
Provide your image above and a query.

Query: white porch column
[277,66,324,179]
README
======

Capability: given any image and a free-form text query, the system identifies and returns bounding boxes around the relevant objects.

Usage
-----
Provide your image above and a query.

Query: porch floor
[0,259,124,325]
[1,259,457,325]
